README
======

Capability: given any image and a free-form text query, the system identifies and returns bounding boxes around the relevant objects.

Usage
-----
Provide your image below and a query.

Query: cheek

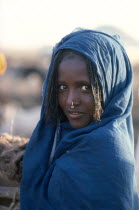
[85,95,95,115]
[58,94,66,108]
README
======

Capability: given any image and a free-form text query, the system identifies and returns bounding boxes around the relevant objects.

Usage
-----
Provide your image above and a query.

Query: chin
[69,121,88,129]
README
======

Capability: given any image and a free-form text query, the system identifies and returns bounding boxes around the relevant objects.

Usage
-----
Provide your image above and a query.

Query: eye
[58,84,67,90]
[81,85,92,92]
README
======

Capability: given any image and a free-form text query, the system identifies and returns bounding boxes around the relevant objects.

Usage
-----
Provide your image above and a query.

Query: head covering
[20,29,139,210]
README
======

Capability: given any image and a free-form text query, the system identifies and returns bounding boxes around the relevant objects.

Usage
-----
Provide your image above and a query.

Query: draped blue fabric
[20,29,139,210]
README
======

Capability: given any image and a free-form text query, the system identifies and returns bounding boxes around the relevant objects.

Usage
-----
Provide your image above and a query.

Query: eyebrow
[58,80,91,85]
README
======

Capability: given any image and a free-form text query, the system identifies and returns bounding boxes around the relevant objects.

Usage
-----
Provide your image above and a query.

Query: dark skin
[58,55,95,129]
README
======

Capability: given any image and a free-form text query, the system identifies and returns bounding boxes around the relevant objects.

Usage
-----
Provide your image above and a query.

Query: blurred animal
[0,133,28,186]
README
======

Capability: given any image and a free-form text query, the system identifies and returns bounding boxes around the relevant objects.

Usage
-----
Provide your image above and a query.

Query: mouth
[66,110,85,120]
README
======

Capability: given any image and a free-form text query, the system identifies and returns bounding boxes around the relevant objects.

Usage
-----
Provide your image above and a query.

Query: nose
[66,89,80,107]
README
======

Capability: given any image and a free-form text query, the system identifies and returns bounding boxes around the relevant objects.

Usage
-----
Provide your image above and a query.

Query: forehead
[58,56,90,82]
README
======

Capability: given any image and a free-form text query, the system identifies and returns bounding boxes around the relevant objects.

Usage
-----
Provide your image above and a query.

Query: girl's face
[58,55,95,129]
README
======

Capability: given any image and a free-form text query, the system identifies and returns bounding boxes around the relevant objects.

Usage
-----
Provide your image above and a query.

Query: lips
[66,110,84,119]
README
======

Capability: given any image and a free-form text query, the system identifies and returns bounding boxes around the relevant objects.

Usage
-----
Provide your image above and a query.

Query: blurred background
[0,0,139,183]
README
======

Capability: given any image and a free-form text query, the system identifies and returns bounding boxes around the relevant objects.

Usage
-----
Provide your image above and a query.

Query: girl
[21,29,139,209]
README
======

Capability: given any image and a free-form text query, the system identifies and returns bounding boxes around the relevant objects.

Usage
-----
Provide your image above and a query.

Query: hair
[44,49,103,124]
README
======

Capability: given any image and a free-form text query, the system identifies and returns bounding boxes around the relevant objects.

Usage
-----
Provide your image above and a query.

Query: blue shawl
[20,29,139,210]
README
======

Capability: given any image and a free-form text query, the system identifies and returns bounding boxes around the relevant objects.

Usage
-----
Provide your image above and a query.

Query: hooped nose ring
[71,101,75,109]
